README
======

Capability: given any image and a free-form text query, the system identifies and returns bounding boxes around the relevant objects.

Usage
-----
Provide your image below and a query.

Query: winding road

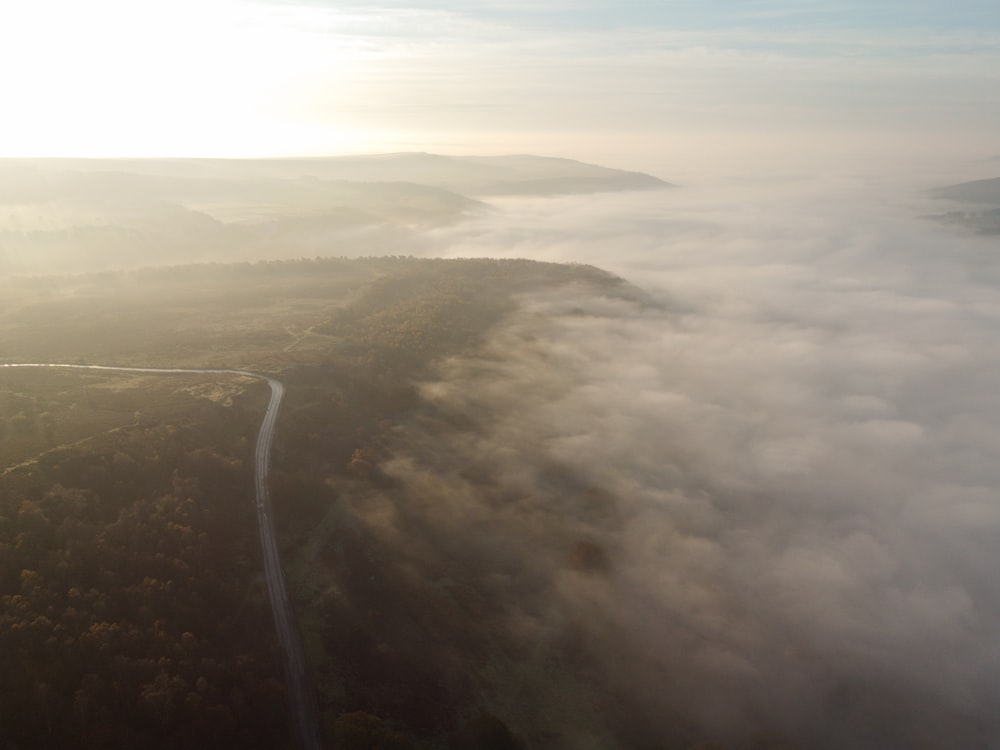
[0,363,323,750]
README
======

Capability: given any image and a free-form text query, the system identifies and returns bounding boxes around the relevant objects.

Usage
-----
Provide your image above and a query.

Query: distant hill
[353,152,672,195]
[0,162,483,219]
[2,153,671,198]
[0,154,673,274]
[925,175,1000,235]
[929,176,1000,205]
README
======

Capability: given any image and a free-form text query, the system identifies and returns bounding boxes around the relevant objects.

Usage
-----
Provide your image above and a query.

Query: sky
[1,0,998,172]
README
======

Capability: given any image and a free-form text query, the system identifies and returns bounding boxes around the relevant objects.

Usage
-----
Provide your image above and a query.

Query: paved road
[0,363,323,750]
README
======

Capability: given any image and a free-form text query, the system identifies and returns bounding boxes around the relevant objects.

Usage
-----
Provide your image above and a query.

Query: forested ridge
[0,257,640,750]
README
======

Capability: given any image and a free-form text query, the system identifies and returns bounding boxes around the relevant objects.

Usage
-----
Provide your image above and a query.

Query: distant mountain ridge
[926,175,1000,235]
[929,176,1000,204]
[0,152,671,197]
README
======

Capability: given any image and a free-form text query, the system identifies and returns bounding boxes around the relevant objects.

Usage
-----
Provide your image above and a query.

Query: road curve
[0,363,323,750]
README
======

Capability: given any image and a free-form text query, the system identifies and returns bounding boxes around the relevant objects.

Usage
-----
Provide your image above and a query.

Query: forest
[0,257,677,750]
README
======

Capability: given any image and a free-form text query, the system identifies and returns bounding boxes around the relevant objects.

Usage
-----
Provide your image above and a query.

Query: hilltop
[925,175,1000,235]
[929,175,1000,205]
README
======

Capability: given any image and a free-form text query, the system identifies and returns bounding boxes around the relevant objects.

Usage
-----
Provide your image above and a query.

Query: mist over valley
[2,149,999,749]
[0,155,668,276]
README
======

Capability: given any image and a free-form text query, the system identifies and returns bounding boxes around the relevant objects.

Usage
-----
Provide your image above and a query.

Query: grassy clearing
[0,370,257,470]
[0,258,381,368]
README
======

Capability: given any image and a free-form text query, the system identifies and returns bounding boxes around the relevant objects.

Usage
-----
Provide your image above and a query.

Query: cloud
[359,170,1000,747]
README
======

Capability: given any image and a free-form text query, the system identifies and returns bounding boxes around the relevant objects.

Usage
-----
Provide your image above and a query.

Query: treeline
[47,255,617,291]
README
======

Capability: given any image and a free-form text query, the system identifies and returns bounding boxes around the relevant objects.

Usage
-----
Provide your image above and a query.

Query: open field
[0,369,247,471]
[0,259,385,368]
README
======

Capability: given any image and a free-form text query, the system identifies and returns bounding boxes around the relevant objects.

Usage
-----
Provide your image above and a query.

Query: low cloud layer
[371,171,1000,747]
[5,156,998,746]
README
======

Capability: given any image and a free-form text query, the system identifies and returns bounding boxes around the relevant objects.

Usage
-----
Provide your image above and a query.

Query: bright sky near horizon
[0,1,997,172]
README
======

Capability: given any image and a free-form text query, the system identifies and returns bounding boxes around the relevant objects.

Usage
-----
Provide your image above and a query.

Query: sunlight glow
[0,0,371,156]
[0,0,997,159]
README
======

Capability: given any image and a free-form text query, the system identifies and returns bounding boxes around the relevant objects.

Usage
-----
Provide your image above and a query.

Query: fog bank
[379,168,1000,747]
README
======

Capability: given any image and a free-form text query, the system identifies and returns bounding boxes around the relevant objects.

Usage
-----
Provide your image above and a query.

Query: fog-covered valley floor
[379,168,1000,748]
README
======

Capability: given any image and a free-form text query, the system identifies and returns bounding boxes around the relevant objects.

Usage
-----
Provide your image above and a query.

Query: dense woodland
[0,258,649,750]
[0,379,288,749]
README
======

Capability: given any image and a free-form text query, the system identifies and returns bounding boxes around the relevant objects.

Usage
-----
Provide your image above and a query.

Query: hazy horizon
[2,1,998,180]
